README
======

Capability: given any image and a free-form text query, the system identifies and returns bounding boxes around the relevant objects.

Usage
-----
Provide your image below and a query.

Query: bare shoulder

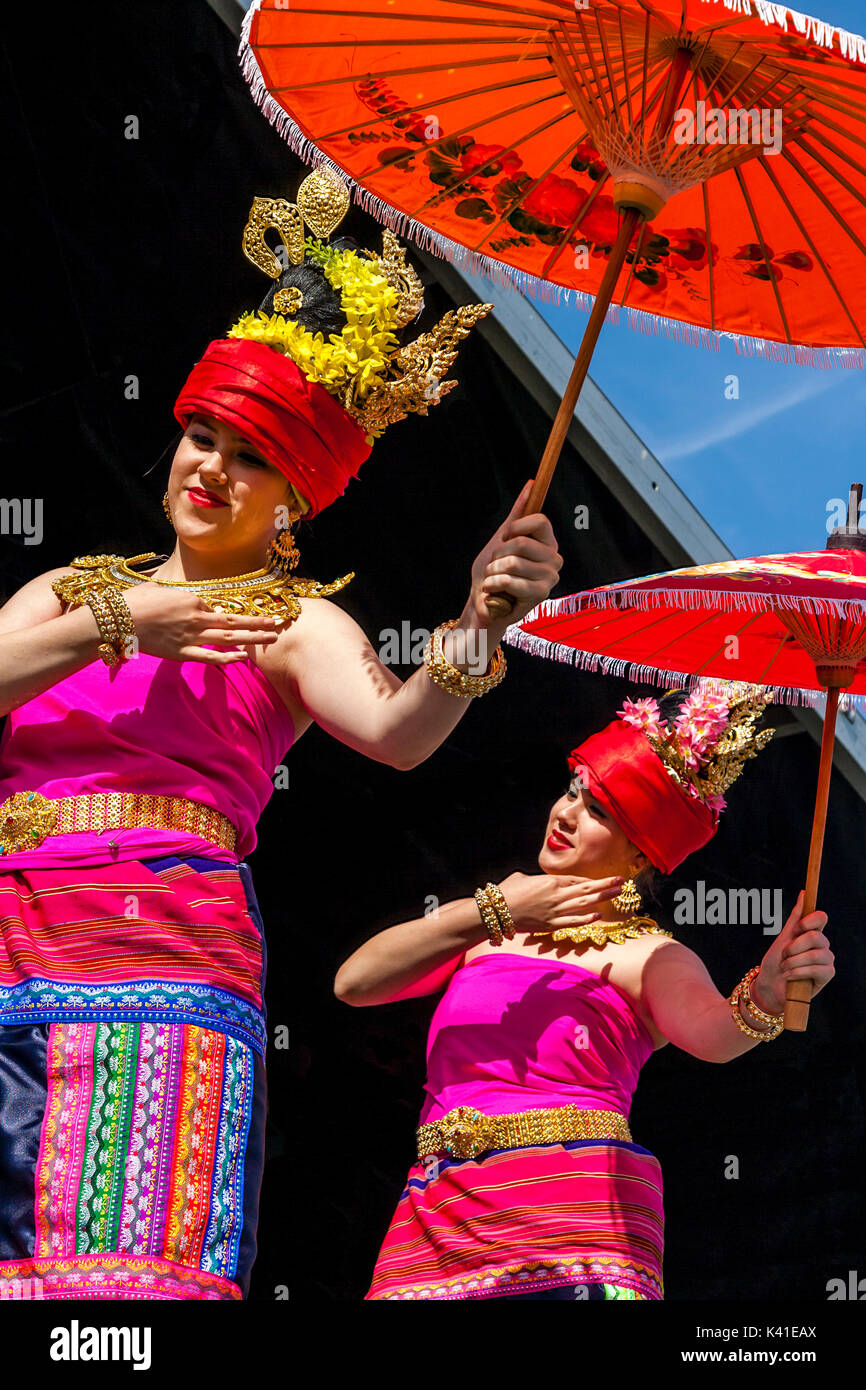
[623,933,710,989]
[639,935,709,977]
[278,592,378,666]
[289,593,366,637]
[252,594,369,725]
[0,565,80,633]
[604,932,684,997]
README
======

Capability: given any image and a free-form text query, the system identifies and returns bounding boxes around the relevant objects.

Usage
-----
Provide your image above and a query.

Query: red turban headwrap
[173,338,373,517]
[568,721,718,875]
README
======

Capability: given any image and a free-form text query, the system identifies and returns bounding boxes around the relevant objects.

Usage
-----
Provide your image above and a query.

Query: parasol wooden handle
[784,684,840,1031]
[485,209,643,621]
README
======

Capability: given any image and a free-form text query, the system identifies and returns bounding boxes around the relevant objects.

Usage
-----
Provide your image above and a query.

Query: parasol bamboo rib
[756,159,866,348]
[735,169,794,346]
[296,70,558,144]
[538,175,614,278]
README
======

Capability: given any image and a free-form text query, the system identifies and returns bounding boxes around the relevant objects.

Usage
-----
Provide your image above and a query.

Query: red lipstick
[547,828,573,851]
[187,487,229,508]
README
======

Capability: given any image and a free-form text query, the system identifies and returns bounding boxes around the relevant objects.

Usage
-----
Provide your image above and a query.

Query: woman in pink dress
[336,685,835,1301]
[0,167,562,1301]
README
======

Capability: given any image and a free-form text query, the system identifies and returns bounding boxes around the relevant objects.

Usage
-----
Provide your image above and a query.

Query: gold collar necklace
[53,553,354,626]
[533,915,673,948]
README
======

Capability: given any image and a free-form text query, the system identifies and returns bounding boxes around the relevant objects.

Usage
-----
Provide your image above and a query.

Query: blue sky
[238,0,865,557]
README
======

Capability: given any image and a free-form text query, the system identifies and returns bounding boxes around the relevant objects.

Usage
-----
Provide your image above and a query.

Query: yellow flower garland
[228,237,402,443]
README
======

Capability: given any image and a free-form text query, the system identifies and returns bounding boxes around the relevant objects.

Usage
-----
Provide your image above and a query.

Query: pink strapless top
[419,953,655,1126]
[0,652,296,868]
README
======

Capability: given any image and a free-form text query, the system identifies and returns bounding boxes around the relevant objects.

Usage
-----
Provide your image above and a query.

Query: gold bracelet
[85,589,123,666]
[85,586,137,666]
[424,619,506,698]
[742,970,784,1030]
[729,966,783,1041]
[484,882,516,940]
[101,586,137,661]
[475,887,503,946]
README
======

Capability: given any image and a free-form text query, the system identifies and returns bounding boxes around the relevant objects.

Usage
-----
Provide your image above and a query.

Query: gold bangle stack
[483,882,515,939]
[84,586,136,666]
[474,882,515,947]
[742,969,786,1033]
[729,966,784,1041]
[424,619,506,698]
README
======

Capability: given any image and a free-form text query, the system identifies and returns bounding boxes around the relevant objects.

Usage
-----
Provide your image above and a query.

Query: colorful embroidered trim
[0,977,265,1054]
[374,1255,658,1300]
[0,1254,241,1300]
[34,1021,254,1284]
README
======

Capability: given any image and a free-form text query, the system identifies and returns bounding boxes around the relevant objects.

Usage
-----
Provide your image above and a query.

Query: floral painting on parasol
[239,0,866,363]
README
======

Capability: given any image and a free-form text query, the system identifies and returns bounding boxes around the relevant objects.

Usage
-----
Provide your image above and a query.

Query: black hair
[258,236,425,342]
[143,429,183,479]
[258,236,360,338]
[656,688,690,725]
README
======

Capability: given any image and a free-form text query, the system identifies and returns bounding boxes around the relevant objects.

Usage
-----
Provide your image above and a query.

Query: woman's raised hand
[465,481,563,629]
[496,871,625,934]
[121,584,280,665]
[753,890,834,1014]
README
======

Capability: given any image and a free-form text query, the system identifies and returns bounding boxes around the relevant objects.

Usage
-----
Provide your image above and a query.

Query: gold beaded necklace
[52,553,354,626]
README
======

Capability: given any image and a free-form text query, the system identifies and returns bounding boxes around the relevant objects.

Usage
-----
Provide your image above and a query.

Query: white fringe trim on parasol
[502,623,865,713]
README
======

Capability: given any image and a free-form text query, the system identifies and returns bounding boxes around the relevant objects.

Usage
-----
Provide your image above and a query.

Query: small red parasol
[508,483,866,1031]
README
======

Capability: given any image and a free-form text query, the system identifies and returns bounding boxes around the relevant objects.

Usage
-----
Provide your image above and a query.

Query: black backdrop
[1,0,864,1304]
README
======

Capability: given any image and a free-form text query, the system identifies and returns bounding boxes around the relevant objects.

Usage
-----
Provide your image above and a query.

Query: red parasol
[508,483,866,1030]
[239,0,866,620]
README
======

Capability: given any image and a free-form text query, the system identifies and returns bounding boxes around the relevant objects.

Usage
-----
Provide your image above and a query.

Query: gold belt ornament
[416,1104,632,1161]
[0,790,237,855]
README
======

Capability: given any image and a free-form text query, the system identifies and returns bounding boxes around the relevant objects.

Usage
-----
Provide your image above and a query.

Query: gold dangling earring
[163,492,175,529]
[611,875,642,916]
[266,522,300,574]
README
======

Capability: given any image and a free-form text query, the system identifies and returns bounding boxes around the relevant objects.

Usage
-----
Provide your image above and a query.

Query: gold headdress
[619,680,775,813]
[232,163,493,444]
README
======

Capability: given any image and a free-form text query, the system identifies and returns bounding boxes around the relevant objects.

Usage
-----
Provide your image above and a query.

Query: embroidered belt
[0,790,238,855]
[416,1104,632,1161]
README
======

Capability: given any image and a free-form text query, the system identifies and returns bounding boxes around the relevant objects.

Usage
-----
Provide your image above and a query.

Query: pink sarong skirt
[367,1137,665,1301]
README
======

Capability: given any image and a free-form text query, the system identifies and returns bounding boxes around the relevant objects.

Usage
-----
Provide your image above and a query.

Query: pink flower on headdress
[674,728,704,771]
[675,711,721,752]
[705,792,727,816]
[675,688,730,754]
[618,697,663,738]
[690,684,731,718]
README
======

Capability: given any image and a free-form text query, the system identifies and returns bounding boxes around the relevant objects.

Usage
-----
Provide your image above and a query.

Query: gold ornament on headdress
[234,163,492,444]
[642,681,775,806]
[242,196,306,278]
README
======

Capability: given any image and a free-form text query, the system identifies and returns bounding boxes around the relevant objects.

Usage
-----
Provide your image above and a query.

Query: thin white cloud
[650,371,844,463]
